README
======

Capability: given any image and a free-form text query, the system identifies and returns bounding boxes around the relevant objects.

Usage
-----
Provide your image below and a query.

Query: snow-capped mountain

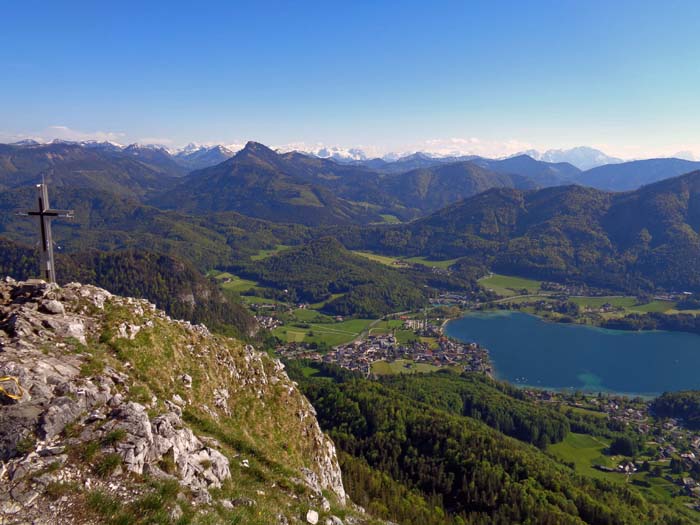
[173,144,237,170]
[79,140,125,152]
[11,139,41,147]
[514,147,623,171]
[672,151,698,161]
[275,144,370,162]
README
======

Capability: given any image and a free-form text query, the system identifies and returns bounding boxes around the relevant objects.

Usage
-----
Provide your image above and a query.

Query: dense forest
[330,173,700,294]
[287,362,691,525]
[602,312,700,335]
[0,237,258,339]
[231,237,479,317]
[652,391,700,429]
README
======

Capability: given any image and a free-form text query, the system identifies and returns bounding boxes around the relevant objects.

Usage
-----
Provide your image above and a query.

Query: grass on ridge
[479,273,542,297]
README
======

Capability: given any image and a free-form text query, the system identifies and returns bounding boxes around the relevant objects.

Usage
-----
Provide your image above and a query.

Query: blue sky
[2,0,700,158]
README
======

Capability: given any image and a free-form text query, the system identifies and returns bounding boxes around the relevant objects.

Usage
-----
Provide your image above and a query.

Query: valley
[4,138,700,524]
[8,4,700,524]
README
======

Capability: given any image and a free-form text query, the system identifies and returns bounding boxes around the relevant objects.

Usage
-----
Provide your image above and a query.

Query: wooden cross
[18,181,74,283]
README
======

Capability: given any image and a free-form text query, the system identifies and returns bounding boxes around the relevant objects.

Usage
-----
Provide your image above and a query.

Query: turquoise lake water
[444,311,700,396]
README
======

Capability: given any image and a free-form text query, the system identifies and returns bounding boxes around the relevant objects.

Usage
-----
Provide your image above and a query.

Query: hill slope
[0,238,259,338]
[152,142,391,226]
[473,154,581,186]
[0,142,182,199]
[579,158,700,191]
[339,171,700,293]
[153,142,540,224]
[381,161,534,213]
[0,278,364,524]
[234,237,429,317]
[291,363,694,525]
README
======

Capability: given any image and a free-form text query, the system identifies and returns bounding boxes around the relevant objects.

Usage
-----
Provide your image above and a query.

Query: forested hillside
[0,238,259,338]
[0,142,183,198]
[0,185,311,271]
[288,363,691,525]
[652,391,700,429]
[152,142,393,225]
[334,171,700,293]
[232,237,431,317]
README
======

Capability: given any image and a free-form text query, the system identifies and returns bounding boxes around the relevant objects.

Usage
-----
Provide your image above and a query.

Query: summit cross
[18,181,74,283]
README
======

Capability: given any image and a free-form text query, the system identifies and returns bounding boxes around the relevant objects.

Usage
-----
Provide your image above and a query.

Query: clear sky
[2,0,700,158]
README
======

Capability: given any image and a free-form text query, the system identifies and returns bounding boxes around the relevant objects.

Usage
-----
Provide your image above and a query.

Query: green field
[308,293,345,309]
[630,300,676,313]
[549,433,698,517]
[368,319,419,343]
[562,405,607,419]
[548,433,617,480]
[351,251,458,269]
[238,295,282,305]
[570,296,638,309]
[289,308,334,323]
[250,244,292,261]
[479,273,542,297]
[210,271,259,293]
[380,214,401,224]
[404,256,460,269]
[352,251,404,266]
[570,296,676,314]
[273,318,374,346]
[371,359,442,376]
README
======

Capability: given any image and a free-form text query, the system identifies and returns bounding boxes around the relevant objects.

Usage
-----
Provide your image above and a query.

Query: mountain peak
[11,139,40,147]
[234,141,280,162]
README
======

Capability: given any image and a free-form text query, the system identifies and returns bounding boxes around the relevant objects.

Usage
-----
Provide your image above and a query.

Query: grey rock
[107,402,153,474]
[39,396,82,439]
[230,497,256,507]
[37,445,65,457]
[306,509,319,525]
[0,403,42,460]
[40,300,65,315]
[108,394,124,408]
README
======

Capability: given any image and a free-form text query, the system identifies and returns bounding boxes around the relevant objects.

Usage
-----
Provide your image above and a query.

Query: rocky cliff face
[0,278,360,524]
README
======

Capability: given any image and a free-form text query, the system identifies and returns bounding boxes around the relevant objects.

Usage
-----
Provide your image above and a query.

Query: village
[523,388,700,509]
[276,318,493,378]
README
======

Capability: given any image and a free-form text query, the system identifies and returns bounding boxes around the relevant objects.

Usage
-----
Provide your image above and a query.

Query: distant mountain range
[1,139,626,169]
[285,144,623,170]
[0,141,184,199]
[173,144,237,170]
[4,139,700,223]
[4,136,700,296]
[151,141,542,225]
[578,158,700,191]
[515,146,623,170]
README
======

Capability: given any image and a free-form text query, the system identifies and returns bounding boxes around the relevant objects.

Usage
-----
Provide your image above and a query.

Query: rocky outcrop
[0,277,352,524]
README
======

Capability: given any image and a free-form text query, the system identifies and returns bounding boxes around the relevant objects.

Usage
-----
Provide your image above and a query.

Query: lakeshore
[445,310,700,396]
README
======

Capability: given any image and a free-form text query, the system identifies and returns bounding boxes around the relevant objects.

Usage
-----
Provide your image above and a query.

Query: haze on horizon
[2,0,700,160]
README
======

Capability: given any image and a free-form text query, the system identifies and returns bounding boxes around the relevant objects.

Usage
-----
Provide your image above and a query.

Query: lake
[445,311,700,396]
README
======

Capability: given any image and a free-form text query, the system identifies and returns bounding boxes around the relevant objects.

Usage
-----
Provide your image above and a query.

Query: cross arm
[45,209,74,218]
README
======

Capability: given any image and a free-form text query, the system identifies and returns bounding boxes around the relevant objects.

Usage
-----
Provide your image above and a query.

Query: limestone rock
[39,396,82,439]
[0,279,353,523]
[306,509,319,524]
[39,300,65,315]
